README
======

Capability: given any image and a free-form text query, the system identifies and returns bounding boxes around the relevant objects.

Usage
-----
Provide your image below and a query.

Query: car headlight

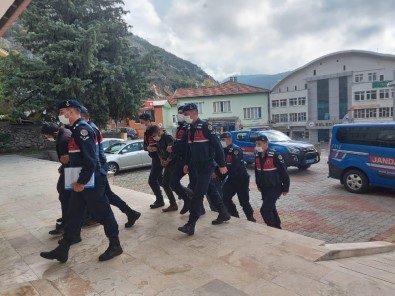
[287,146,300,154]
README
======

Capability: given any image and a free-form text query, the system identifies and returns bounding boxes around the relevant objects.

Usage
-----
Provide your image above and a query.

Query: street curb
[315,241,395,261]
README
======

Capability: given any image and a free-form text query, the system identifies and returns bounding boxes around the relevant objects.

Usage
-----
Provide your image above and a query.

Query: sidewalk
[0,155,394,295]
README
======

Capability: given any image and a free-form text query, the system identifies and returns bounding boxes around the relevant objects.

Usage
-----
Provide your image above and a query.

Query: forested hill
[127,35,217,96]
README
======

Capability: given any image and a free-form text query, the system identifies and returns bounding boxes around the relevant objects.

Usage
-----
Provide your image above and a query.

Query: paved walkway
[1,155,394,295]
[113,148,395,244]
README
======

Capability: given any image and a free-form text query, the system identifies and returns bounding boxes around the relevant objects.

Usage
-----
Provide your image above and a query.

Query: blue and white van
[328,123,395,193]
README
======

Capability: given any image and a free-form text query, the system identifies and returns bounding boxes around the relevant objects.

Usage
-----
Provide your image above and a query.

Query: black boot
[178,223,195,235]
[49,223,64,235]
[58,237,82,245]
[99,237,123,261]
[150,197,165,209]
[247,216,256,222]
[212,206,231,225]
[180,198,191,215]
[125,209,141,228]
[40,239,70,263]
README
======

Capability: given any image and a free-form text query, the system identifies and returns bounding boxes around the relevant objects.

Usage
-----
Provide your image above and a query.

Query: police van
[328,123,395,193]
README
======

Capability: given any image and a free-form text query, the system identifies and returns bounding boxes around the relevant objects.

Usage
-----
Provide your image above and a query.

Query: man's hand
[183,165,189,174]
[60,155,69,164]
[219,166,228,175]
[282,192,288,196]
[72,182,84,192]
[166,145,173,153]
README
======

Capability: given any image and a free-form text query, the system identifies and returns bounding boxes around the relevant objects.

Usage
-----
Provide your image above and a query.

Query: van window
[336,127,395,148]
[236,132,247,142]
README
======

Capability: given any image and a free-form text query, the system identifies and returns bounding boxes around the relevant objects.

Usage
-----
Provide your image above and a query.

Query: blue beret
[139,113,151,120]
[255,134,269,142]
[177,105,184,111]
[183,103,198,112]
[220,132,232,139]
[58,99,82,110]
[80,106,89,114]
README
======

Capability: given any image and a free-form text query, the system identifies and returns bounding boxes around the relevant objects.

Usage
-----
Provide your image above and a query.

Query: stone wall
[0,122,55,153]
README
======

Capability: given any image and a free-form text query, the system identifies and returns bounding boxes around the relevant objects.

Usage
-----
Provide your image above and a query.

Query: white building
[270,50,395,143]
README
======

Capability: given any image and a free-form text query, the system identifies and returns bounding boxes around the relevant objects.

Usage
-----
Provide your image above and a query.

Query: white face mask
[140,123,147,130]
[58,114,70,125]
[153,135,161,141]
[177,114,185,122]
[221,140,227,148]
[255,146,264,153]
[184,115,193,124]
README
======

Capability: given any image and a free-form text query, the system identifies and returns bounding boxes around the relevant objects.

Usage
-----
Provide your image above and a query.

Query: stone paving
[113,148,395,244]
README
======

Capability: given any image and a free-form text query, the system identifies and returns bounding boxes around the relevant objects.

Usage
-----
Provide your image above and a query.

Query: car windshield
[105,142,127,154]
[259,130,291,142]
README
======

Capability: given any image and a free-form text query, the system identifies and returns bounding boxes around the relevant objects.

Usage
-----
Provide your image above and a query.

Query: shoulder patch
[207,124,213,131]
[234,150,239,155]
[80,129,88,136]
[278,154,283,161]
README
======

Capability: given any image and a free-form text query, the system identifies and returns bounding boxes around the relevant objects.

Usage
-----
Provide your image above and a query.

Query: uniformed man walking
[178,103,231,235]
[220,132,256,222]
[40,100,122,262]
[140,113,165,209]
[254,134,290,229]
[81,107,141,227]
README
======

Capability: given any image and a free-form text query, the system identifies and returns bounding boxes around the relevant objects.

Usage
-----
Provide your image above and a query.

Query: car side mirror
[120,149,127,154]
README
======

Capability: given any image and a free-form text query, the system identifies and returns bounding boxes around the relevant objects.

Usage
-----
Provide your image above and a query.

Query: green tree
[1,0,149,127]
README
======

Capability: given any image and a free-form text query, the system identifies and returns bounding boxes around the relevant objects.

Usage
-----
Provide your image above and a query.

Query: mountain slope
[223,72,291,90]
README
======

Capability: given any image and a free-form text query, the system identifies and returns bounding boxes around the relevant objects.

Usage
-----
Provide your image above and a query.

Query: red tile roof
[174,81,269,99]
[151,96,177,106]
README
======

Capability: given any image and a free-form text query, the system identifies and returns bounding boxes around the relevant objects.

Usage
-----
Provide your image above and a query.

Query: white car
[105,139,151,173]
[102,138,126,150]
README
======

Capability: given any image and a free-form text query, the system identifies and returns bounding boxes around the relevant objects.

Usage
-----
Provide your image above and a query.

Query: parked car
[102,138,125,150]
[328,123,395,193]
[104,139,151,173]
[231,129,320,169]
[103,127,138,140]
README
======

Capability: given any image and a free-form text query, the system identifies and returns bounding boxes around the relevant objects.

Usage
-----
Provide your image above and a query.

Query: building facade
[270,50,395,143]
[174,81,270,133]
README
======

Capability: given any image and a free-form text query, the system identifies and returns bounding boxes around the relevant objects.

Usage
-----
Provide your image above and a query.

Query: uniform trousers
[260,186,282,229]
[188,160,225,224]
[63,171,119,243]
[223,175,254,218]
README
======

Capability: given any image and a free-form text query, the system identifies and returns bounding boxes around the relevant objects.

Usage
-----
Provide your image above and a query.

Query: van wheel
[342,170,368,193]
[298,164,311,170]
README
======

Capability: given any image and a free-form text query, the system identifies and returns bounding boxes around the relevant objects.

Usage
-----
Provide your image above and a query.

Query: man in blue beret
[40,100,122,263]
[178,103,231,235]
[219,132,255,222]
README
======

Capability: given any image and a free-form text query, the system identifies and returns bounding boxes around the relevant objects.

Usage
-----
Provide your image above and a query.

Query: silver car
[105,140,151,173]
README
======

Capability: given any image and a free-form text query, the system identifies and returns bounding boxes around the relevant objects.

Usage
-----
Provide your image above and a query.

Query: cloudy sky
[123,0,395,81]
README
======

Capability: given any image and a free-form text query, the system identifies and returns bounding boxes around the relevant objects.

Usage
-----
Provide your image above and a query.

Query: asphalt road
[113,149,395,244]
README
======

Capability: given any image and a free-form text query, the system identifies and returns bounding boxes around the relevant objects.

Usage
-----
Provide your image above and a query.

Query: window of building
[336,126,395,148]
[339,76,348,119]
[343,65,346,71]
[213,101,231,113]
[354,109,366,119]
[355,74,363,83]
[289,113,297,121]
[368,72,377,81]
[279,88,281,93]
[243,107,262,119]
[366,90,377,100]
[354,91,365,101]
[313,70,316,76]
[317,79,329,120]
[298,97,306,105]
[380,74,384,81]
[280,99,287,107]
[366,108,377,118]
[272,100,279,108]
[286,87,289,92]
[289,98,297,106]
[305,84,307,89]
[272,114,280,123]
[295,85,297,90]
[379,107,391,117]
[141,110,155,122]
[279,114,288,122]
[379,89,390,99]
[297,112,307,121]
[172,115,177,124]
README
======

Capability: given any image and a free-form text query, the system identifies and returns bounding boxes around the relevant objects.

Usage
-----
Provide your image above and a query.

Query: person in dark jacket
[81,107,141,227]
[178,103,231,235]
[254,134,290,229]
[147,125,178,212]
[41,123,72,235]
[40,100,122,263]
[140,113,165,209]
[220,132,256,222]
